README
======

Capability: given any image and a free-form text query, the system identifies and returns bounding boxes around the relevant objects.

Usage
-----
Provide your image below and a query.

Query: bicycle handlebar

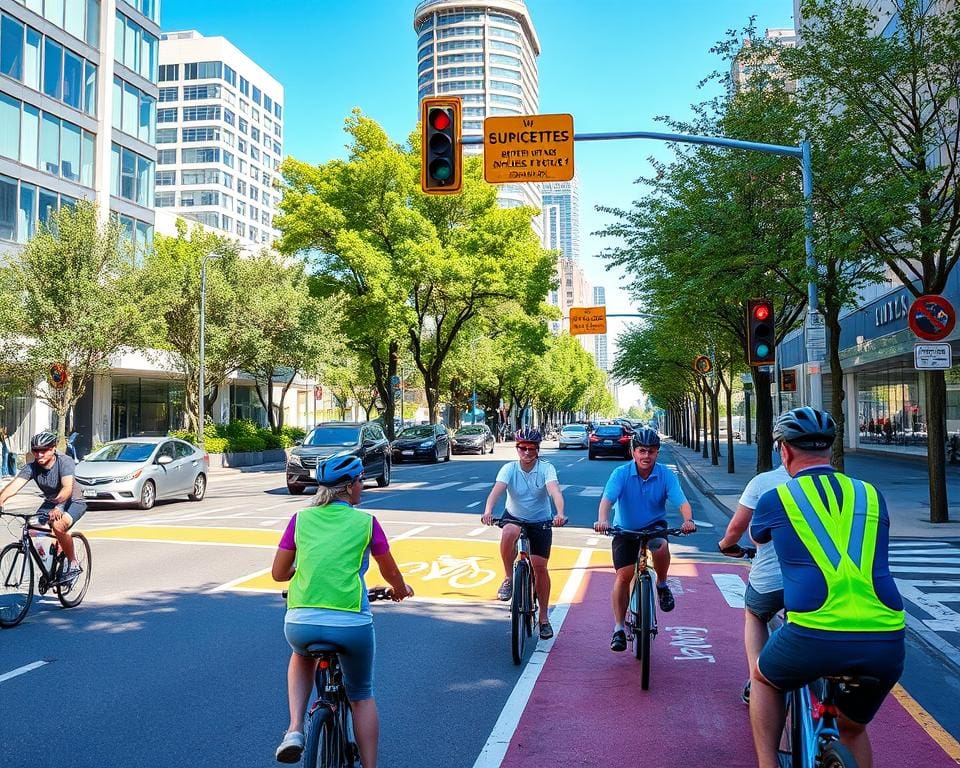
[280,587,396,601]
[490,517,554,530]
[603,526,689,540]
[719,542,757,559]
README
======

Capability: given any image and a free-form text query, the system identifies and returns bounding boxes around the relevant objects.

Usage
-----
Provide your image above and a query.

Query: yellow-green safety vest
[776,472,904,633]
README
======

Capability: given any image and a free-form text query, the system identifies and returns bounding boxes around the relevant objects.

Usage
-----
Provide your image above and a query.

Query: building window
[0,175,16,242]
[158,63,178,81]
[0,14,24,82]
[159,86,178,102]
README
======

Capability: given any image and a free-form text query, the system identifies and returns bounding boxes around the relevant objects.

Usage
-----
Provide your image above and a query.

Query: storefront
[111,376,187,439]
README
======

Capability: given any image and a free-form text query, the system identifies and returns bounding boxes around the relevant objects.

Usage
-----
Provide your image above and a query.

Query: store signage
[780,369,798,392]
[914,343,952,370]
[908,294,956,341]
[875,294,910,328]
[483,114,574,183]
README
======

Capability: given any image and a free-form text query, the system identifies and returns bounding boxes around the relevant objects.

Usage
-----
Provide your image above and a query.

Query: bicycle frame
[784,678,849,768]
[11,516,61,592]
[307,650,357,766]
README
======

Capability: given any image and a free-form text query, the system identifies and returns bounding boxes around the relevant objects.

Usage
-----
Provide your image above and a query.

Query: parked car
[451,424,495,455]
[74,436,209,510]
[588,424,633,460]
[286,422,391,494]
[392,424,451,463]
[558,424,589,450]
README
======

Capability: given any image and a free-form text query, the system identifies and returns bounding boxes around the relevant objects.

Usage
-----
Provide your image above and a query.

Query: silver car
[558,424,589,449]
[74,436,210,510]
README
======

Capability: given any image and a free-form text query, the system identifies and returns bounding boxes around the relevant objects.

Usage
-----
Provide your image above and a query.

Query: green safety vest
[287,503,373,612]
[776,472,904,633]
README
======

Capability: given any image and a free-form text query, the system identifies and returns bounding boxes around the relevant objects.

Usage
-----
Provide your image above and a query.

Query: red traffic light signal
[746,299,776,367]
[421,97,462,194]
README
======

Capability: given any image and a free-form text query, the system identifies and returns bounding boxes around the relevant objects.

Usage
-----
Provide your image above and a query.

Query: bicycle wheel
[780,686,813,768]
[510,561,528,665]
[524,570,536,638]
[819,741,859,768]
[0,543,34,628]
[303,706,336,767]
[639,575,653,690]
[629,579,642,661]
[56,533,91,608]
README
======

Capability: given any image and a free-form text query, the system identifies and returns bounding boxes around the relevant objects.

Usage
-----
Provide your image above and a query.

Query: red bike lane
[497,561,959,768]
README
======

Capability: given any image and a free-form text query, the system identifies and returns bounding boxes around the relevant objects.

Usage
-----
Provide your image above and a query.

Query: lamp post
[198,251,219,449]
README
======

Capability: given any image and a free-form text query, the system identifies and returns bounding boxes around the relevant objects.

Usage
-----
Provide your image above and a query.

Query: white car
[558,424,589,449]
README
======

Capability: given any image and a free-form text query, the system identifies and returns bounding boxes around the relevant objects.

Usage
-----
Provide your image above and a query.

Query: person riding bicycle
[0,431,86,581]
[749,407,905,768]
[271,453,413,766]
[718,461,790,704]
[593,427,696,652]
[481,426,567,640]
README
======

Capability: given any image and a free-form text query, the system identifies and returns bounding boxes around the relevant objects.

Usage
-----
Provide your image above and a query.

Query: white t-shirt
[739,464,790,593]
[495,459,558,522]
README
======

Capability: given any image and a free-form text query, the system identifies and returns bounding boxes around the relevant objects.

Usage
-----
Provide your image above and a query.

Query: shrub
[228,435,266,453]
[281,425,306,443]
[204,436,229,454]
[225,419,261,441]
[258,428,284,450]
[169,429,199,445]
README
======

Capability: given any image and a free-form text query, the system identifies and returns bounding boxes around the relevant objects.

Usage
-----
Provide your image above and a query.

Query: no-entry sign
[908,294,956,341]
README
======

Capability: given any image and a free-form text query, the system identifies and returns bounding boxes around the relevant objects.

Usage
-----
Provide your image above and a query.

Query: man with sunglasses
[0,430,86,580]
[482,426,567,640]
[594,427,695,652]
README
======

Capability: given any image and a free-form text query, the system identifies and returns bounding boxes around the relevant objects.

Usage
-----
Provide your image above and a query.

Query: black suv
[286,422,391,494]
[391,423,452,463]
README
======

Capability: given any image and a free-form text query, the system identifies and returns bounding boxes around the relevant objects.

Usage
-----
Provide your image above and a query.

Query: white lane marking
[393,525,432,540]
[889,556,960,564]
[0,660,49,684]
[891,566,960,574]
[466,527,487,537]
[460,483,491,491]
[585,536,599,546]
[430,482,462,490]
[210,567,273,593]
[467,501,482,508]
[578,487,603,497]
[261,501,300,511]
[712,573,747,608]
[259,519,287,526]
[472,546,592,768]
[889,541,954,548]
[558,484,571,491]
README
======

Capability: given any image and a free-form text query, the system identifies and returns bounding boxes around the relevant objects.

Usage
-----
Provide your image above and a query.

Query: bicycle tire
[640,575,653,690]
[56,533,91,608]
[511,560,527,665]
[630,578,642,661]
[0,543,34,628]
[303,706,334,768]
[524,569,536,639]
[819,741,859,768]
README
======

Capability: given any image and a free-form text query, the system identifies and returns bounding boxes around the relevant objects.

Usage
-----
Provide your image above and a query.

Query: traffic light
[421,96,462,194]
[746,299,776,366]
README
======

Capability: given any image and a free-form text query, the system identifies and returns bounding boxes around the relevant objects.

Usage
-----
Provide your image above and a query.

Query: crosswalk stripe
[460,482,490,491]
[578,487,603,497]
[890,556,960,564]
[892,566,960,574]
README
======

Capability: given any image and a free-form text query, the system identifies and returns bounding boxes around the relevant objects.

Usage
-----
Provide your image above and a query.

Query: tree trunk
[827,307,845,472]
[692,397,700,452]
[701,386,709,459]
[709,390,719,466]
[720,371,735,474]
[754,367,774,473]
[926,370,950,523]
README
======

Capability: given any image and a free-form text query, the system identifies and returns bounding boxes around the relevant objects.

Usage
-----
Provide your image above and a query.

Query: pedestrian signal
[421,97,462,194]
[746,299,776,367]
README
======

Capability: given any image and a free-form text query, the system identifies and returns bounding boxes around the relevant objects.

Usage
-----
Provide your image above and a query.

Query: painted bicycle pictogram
[399,554,497,589]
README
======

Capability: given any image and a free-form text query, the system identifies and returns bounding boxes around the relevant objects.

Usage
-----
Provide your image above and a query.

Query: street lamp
[198,250,220,449]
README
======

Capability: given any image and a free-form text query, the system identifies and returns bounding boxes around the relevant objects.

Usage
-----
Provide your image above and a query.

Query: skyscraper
[157,30,284,249]
[593,286,608,371]
[542,178,580,261]
[0,0,160,254]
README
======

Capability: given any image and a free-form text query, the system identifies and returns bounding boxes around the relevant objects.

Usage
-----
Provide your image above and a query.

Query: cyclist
[593,427,696,652]
[481,426,567,640]
[750,407,905,768]
[718,461,790,703]
[271,454,413,766]
[0,431,85,580]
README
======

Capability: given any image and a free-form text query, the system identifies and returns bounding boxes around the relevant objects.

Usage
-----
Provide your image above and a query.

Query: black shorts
[501,512,553,559]
[37,499,86,527]
[612,520,668,570]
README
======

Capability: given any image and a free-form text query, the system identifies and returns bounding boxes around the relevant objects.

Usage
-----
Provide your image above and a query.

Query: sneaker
[275,731,304,764]
[657,585,675,612]
[539,621,554,640]
[741,680,751,705]
[496,578,513,601]
[59,562,81,586]
[610,629,627,652]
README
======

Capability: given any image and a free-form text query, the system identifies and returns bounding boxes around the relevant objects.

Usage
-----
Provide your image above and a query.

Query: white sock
[614,622,624,632]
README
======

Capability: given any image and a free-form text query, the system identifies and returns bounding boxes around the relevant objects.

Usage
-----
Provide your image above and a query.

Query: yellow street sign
[483,113,574,184]
[569,306,607,336]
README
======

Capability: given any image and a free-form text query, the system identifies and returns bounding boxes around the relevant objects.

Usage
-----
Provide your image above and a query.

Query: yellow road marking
[87,525,279,547]
[891,684,960,763]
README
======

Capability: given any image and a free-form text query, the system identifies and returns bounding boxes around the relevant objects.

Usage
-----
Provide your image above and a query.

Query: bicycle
[606,525,687,690]
[492,517,552,665]
[0,508,92,627]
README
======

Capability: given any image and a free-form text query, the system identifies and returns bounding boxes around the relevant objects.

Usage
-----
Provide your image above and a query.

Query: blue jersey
[602,460,687,530]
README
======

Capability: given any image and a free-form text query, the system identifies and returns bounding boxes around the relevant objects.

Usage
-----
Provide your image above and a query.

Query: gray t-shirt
[18,454,80,502]
[495,459,558,522]
[739,464,790,593]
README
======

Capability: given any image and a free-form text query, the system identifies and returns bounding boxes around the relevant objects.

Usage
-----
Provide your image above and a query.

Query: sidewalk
[669,439,960,539]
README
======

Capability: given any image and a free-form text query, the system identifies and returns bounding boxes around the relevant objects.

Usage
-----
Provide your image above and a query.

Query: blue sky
[159,0,793,401]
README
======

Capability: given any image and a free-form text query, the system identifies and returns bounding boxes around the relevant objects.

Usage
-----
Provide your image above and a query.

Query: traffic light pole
[463,130,822,410]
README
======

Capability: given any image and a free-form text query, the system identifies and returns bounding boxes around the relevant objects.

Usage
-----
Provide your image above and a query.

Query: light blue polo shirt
[602,460,687,530]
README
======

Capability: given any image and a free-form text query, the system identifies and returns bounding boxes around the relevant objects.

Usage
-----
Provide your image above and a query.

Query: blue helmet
[315,454,364,486]
[773,407,836,450]
[514,426,542,444]
[631,428,661,448]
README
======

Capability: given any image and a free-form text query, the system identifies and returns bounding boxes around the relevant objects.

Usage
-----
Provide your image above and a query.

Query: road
[0,442,958,767]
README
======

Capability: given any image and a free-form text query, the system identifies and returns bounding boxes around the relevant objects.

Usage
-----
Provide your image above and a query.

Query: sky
[159,0,794,409]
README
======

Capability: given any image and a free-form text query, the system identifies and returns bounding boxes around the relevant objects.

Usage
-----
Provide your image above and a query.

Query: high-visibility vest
[776,473,904,633]
[287,504,373,612]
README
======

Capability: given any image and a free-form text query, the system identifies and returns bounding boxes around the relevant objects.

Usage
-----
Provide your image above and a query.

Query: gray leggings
[284,621,376,700]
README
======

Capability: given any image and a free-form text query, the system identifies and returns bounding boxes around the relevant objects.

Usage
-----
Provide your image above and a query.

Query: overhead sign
[693,355,712,374]
[780,369,797,392]
[914,342,953,370]
[908,294,956,341]
[569,306,606,336]
[483,113,574,184]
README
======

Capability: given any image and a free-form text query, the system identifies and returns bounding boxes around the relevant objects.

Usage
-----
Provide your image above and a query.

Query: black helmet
[514,426,542,444]
[315,454,364,486]
[30,431,57,450]
[631,428,661,448]
[773,407,836,450]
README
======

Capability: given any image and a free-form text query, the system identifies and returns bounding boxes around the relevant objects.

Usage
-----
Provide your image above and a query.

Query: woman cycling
[272,453,413,765]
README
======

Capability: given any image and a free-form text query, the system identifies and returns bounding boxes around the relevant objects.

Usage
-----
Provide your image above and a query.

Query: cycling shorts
[284,621,376,700]
[758,624,905,724]
[500,512,552,559]
[612,520,667,570]
[37,499,86,527]
[744,584,784,624]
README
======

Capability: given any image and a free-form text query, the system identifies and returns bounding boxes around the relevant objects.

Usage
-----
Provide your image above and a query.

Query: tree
[0,202,157,447]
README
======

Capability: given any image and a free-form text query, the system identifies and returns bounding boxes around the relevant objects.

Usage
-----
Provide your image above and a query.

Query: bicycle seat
[822,674,880,687]
[305,641,344,657]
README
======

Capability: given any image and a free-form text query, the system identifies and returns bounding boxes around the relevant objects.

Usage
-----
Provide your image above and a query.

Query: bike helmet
[315,454,364,486]
[631,428,661,448]
[30,431,57,450]
[772,407,836,450]
[514,427,542,444]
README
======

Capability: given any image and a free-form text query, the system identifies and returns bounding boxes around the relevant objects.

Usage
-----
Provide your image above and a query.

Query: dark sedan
[588,424,633,460]
[392,424,451,463]
[451,424,495,455]
[286,422,391,494]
